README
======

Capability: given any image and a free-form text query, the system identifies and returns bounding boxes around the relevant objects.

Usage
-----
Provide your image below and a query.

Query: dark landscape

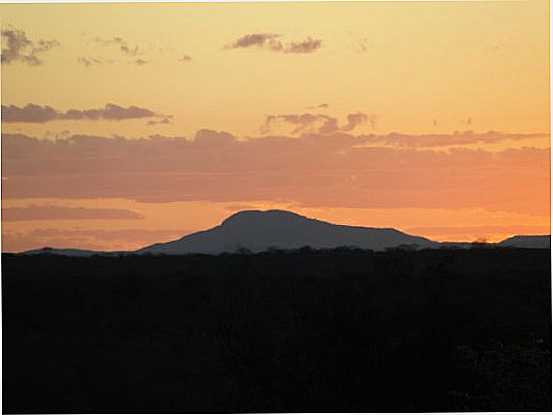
[3,246,551,413]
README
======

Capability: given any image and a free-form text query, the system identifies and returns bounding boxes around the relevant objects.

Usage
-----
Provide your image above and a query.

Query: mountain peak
[221,209,310,227]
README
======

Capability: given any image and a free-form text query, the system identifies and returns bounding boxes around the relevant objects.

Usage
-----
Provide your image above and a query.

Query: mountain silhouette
[498,235,551,249]
[23,247,101,257]
[137,209,438,254]
[17,210,551,256]
[22,247,124,257]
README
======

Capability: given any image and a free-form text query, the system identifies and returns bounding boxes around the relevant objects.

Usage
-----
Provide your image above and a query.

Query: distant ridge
[21,247,126,257]
[137,209,439,255]
[498,235,550,249]
[22,247,101,257]
[14,210,551,256]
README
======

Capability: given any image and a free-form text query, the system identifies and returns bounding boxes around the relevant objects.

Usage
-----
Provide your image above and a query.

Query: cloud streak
[2,205,143,221]
[1,28,60,66]
[358,130,545,148]
[226,33,281,49]
[283,37,322,54]
[225,33,322,54]
[261,112,371,135]
[147,117,172,126]
[308,104,329,110]
[77,56,113,67]
[93,36,141,57]
[89,36,154,65]
[2,103,167,123]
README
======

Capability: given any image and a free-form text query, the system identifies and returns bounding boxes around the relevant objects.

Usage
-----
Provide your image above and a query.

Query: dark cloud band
[2,103,167,123]
[2,131,548,216]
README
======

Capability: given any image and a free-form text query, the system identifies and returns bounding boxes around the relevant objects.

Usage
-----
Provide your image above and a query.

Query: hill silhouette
[15,210,552,256]
[137,209,438,254]
[498,235,550,249]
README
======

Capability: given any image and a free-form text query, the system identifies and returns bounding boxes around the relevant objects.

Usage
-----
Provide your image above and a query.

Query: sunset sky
[1,1,550,252]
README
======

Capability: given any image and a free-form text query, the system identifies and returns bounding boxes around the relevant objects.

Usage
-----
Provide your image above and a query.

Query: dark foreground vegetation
[3,248,552,413]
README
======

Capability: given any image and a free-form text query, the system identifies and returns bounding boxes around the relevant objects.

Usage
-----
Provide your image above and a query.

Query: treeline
[3,248,551,413]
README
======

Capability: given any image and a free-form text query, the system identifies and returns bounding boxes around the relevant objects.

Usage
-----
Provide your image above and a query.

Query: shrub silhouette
[2,247,551,413]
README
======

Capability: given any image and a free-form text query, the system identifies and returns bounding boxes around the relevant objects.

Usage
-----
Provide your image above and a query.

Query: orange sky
[1,1,550,251]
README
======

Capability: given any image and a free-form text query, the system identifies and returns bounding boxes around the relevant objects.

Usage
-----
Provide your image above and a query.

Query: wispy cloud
[261,113,333,135]
[93,36,141,57]
[2,205,143,222]
[261,112,370,135]
[147,117,172,126]
[2,103,168,123]
[283,37,322,54]
[341,112,369,132]
[89,35,155,65]
[225,33,322,54]
[77,56,113,67]
[354,37,372,53]
[308,104,329,110]
[359,130,544,148]
[225,33,281,49]
[1,28,60,66]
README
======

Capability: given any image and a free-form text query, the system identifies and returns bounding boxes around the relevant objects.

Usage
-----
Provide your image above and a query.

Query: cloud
[2,205,143,221]
[358,130,545,148]
[261,113,330,135]
[355,38,372,53]
[283,37,322,54]
[93,36,141,57]
[261,112,370,135]
[368,114,378,130]
[1,28,60,66]
[342,112,369,131]
[78,57,100,67]
[121,44,139,57]
[308,104,329,110]
[225,33,281,49]
[43,129,72,140]
[90,36,151,64]
[2,104,58,123]
[194,129,236,146]
[2,103,168,123]
[77,56,111,67]
[179,54,192,62]
[147,117,172,126]
[225,33,322,54]
[2,131,549,216]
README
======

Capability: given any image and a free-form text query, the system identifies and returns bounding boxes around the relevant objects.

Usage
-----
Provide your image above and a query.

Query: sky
[1,1,550,251]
